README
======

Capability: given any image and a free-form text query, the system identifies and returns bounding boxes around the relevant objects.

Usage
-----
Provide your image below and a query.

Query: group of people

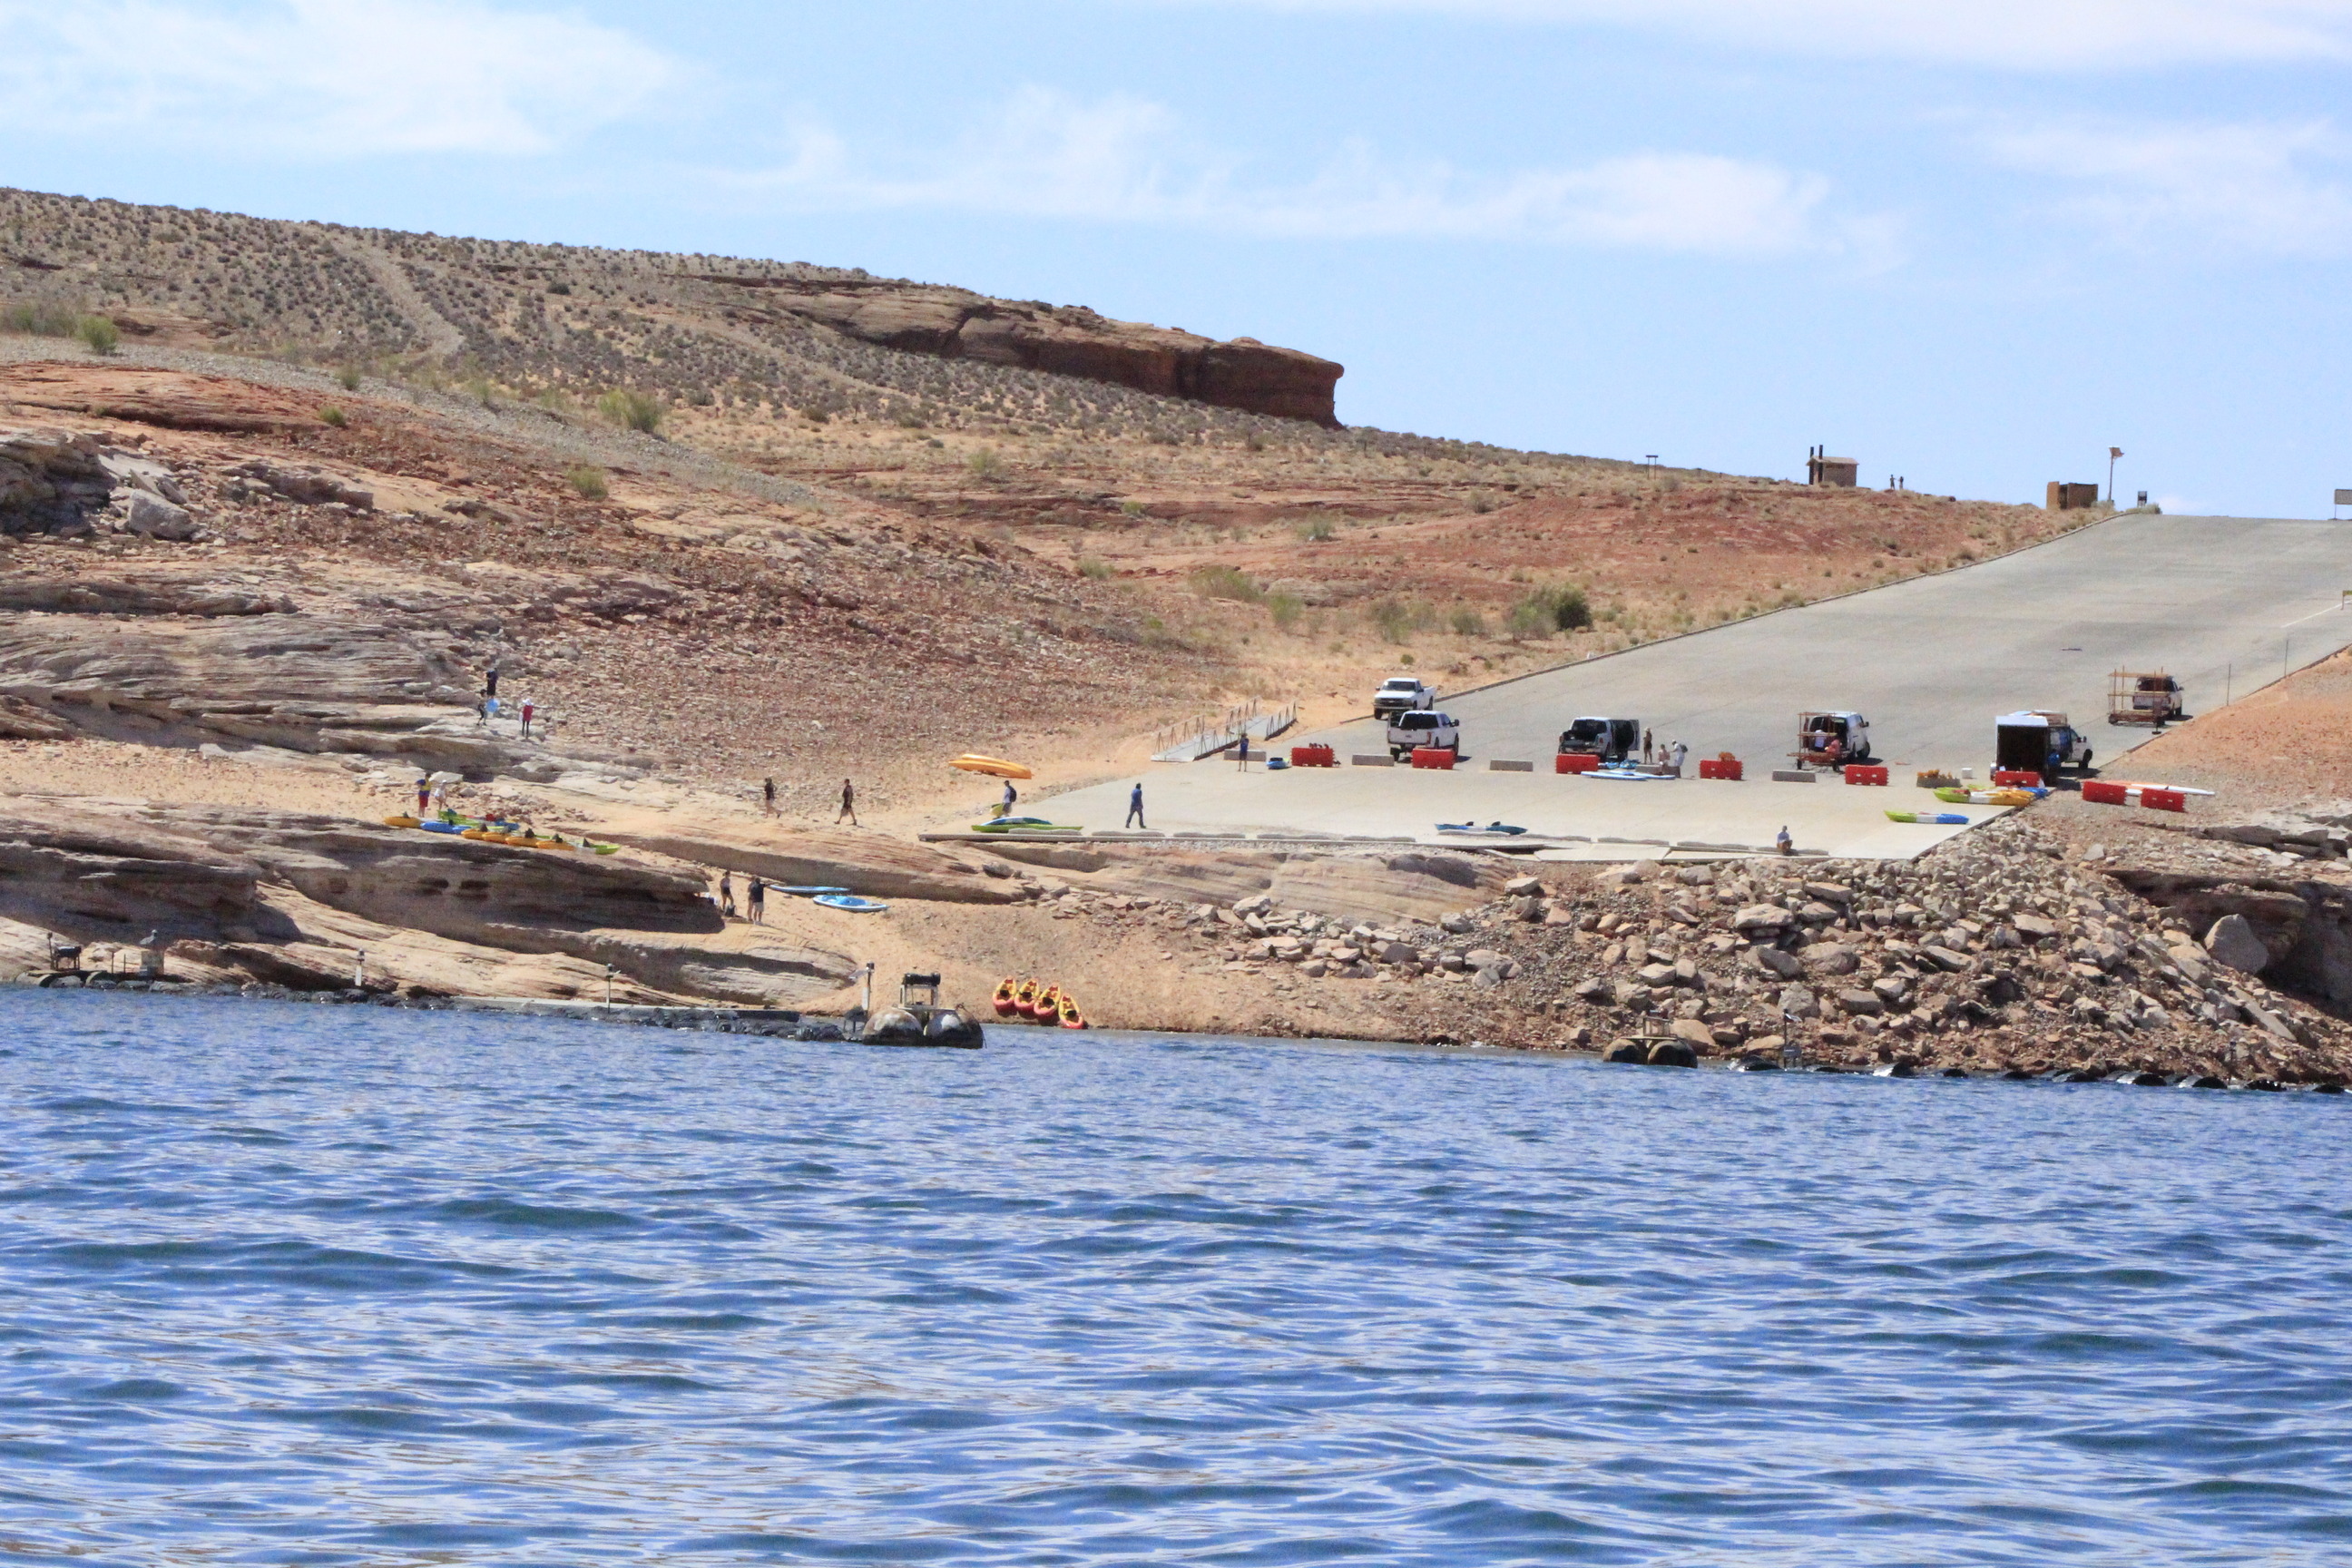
[478,666,554,740]
[716,870,769,923]
[752,777,861,825]
[1801,723,1849,767]
[1640,730,1690,775]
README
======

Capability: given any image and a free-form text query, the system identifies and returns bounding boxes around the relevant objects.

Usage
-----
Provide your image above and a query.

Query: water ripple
[0,988,2346,1564]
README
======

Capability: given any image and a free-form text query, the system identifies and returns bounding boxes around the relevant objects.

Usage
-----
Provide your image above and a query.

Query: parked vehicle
[1387,710,1460,760]
[1797,710,1875,766]
[1373,676,1436,719]
[1995,710,2092,778]
[2108,670,2184,726]
[1557,716,1639,764]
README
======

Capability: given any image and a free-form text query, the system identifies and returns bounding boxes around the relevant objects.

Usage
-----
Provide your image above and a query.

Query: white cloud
[1978,117,2352,254]
[1164,1,2352,70]
[0,0,679,156]
[730,87,1889,260]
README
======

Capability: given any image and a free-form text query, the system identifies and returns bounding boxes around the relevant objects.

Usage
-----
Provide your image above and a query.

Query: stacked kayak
[994,976,1088,1028]
[1437,821,1528,836]
[1936,787,2043,808]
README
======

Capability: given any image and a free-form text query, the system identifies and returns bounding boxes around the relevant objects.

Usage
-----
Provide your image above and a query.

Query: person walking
[1125,782,1146,829]
[997,779,1018,818]
[519,699,535,740]
[837,779,858,826]
[747,876,766,925]
[763,777,777,815]
[719,870,737,918]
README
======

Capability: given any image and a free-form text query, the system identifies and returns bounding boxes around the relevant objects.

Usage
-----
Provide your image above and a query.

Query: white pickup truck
[1372,676,1436,720]
[1387,710,1461,760]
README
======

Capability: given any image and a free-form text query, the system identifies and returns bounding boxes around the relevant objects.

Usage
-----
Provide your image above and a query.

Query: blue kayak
[814,894,888,913]
[779,885,850,896]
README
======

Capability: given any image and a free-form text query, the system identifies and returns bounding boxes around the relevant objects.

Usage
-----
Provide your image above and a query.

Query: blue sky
[5,1,2351,514]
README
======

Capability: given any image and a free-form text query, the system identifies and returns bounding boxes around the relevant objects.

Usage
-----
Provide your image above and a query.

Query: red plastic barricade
[1698,758,1744,780]
[1557,752,1602,774]
[1843,764,1889,786]
[2141,788,2187,812]
[1412,747,1457,770]
[1289,744,1337,768]
[2082,779,2129,806]
[1991,769,2043,788]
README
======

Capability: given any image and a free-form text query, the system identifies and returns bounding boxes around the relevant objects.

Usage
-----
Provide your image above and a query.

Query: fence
[1152,698,1299,762]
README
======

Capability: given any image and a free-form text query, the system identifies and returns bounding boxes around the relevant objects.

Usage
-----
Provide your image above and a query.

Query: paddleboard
[1588,769,1674,781]
[814,894,888,913]
[2101,780,2215,796]
[1436,822,1529,836]
[779,885,849,896]
[1886,809,1971,825]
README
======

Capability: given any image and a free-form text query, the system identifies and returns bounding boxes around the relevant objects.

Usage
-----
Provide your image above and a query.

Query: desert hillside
[0,182,2083,815]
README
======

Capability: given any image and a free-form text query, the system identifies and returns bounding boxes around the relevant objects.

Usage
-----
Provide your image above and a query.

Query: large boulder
[2205,914,2270,975]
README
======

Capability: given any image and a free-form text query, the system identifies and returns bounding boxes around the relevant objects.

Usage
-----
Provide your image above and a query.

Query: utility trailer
[2109,670,2184,726]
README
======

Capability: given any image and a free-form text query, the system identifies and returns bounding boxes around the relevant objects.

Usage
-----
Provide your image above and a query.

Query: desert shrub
[547,280,572,295]
[895,408,926,428]
[566,465,610,500]
[5,300,82,337]
[1449,605,1487,636]
[967,446,1003,479]
[319,405,348,427]
[1469,491,1497,514]
[1076,556,1112,580]
[1367,597,1414,642]
[75,315,119,355]
[1190,564,1264,604]
[1119,499,1146,518]
[597,388,664,433]
[1148,428,1181,446]
[1267,592,1304,630]
[1297,517,1335,542]
[335,365,363,391]
[1246,433,1266,453]
[1507,582,1592,635]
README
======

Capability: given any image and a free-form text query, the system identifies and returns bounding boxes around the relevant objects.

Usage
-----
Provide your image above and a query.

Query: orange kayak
[1012,978,1038,1018]
[1030,985,1061,1022]
[993,977,1020,1017]
[1058,992,1087,1030]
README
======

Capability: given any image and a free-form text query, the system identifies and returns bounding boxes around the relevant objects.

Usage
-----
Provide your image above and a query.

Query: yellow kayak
[949,754,1034,779]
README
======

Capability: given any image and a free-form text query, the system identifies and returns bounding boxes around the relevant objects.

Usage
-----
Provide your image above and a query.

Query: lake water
[2,989,2347,1565]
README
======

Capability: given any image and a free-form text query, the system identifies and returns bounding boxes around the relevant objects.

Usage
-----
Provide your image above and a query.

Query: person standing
[837,779,858,826]
[1642,728,1655,765]
[747,876,766,925]
[719,870,737,918]
[997,779,1017,818]
[519,699,535,740]
[1125,782,1146,828]
[485,663,500,700]
[1668,739,1688,776]
[763,777,778,815]
[414,777,431,817]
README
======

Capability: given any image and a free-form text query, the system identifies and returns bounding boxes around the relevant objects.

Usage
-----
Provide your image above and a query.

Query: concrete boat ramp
[1032,513,2352,861]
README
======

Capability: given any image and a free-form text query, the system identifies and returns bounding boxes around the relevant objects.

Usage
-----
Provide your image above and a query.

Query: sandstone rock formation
[598,823,1025,905]
[702,279,1344,426]
[0,799,857,1005]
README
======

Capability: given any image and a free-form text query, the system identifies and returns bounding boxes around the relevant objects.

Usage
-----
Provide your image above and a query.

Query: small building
[1807,446,1857,486]
[2047,481,2101,511]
